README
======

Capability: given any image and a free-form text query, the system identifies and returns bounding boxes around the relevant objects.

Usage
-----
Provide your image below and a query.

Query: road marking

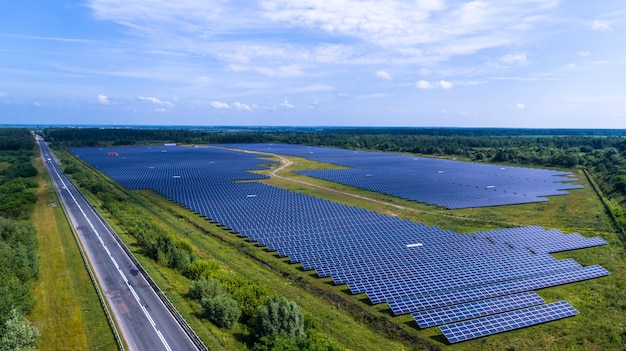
[48,155,173,351]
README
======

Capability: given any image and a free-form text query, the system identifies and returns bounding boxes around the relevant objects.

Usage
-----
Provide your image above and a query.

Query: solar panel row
[439,300,579,343]
[412,291,545,328]
[68,144,608,343]
[217,143,583,209]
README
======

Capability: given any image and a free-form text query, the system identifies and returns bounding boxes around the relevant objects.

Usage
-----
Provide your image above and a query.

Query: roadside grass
[30,159,116,351]
[62,148,626,350]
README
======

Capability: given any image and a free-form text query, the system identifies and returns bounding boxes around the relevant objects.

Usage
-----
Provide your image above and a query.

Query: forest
[0,128,40,350]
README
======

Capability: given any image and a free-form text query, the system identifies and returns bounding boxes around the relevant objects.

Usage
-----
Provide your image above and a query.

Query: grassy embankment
[30,157,117,351]
[61,148,625,350]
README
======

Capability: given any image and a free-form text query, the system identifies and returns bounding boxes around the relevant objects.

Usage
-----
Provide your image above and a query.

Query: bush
[202,295,241,329]
[188,278,222,301]
[253,334,342,351]
[0,308,40,351]
[255,296,305,339]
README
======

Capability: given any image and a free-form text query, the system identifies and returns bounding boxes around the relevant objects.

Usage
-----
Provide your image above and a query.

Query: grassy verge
[30,158,116,351]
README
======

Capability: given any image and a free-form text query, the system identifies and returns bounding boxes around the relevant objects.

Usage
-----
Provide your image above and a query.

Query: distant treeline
[44,126,622,167]
[0,128,35,151]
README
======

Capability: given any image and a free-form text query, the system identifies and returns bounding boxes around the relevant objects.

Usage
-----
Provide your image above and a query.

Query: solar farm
[219,143,584,209]
[69,144,609,344]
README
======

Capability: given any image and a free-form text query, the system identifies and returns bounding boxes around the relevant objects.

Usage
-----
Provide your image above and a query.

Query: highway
[38,136,202,351]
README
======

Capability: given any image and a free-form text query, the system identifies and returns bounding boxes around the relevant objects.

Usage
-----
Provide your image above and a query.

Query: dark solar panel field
[69,144,609,343]
[219,143,584,209]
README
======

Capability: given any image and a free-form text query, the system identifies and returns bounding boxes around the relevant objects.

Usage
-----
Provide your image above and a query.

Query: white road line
[48,159,172,351]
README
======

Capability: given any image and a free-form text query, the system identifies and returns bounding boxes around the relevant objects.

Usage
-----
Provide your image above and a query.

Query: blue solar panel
[440,301,579,343]
[217,143,583,209]
[68,145,609,342]
[387,265,608,315]
[412,291,545,328]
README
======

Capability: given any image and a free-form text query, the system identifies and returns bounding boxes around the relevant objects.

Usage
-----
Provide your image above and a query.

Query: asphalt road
[38,137,200,351]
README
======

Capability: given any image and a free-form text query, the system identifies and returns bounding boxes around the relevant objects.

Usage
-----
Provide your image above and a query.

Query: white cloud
[577,51,590,57]
[97,94,110,105]
[138,96,174,107]
[232,102,252,111]
[228,64,304,78]
[280,100,294,108]
[290,84,333,93]
[439,80,453,90]
[88,0,563,67]
[591,20,611,32]
[562,63,576,70]
[514,103,525,110]
[416,80,433,89]
[210,101,230,109]
[500,53,528,65]
[375,71,392,80]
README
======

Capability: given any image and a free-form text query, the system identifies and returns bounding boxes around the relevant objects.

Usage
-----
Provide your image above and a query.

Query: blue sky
[0,0,624,127]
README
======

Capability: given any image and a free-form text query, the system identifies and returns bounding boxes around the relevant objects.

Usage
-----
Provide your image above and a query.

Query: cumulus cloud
[514,103,525,110]
[439,80,453,90]
[232,102,252,111]
[97,94,110,105]
[591,20,611,32]
[210,101,230,109]
[500,53,528,65]
[281,100,294,108]
[375,71,392,80]
[138,96,174,107]
[416,80,433,89]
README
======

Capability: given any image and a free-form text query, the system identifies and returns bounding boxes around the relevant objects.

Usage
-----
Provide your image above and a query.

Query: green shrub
[255,296,305,339]
[202,294,241,329]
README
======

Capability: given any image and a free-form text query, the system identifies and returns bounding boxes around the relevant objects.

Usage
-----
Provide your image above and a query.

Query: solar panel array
[440,300,579,343]
[218,143,584,209]
[69,145,609,343]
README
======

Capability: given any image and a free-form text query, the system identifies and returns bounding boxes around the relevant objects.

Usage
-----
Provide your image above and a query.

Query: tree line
[0,128,40,350]
[44,126,626,231]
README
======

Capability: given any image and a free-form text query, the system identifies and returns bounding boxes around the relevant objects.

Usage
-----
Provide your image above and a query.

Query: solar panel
[440,301,579,343]
[217,143,583,209]
[388,265,608,315]
[412,291,545,328]
[68,144,609,343]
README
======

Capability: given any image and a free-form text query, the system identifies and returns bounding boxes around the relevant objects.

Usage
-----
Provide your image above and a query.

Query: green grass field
[30,159,117,351]
[59,148,626,351]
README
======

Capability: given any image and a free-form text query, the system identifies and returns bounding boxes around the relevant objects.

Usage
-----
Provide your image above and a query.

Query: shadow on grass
[429,333,450,346]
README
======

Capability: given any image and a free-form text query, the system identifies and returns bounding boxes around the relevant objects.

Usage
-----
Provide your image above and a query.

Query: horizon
[1,1,625,128]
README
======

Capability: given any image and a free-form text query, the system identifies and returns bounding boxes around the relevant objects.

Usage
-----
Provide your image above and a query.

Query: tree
[255,296,305,339]
[188,277,222,301]
[0,309,39,351]
[202,295,241,329]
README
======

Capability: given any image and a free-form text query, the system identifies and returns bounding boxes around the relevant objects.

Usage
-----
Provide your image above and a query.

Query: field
[58,146,625,350]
